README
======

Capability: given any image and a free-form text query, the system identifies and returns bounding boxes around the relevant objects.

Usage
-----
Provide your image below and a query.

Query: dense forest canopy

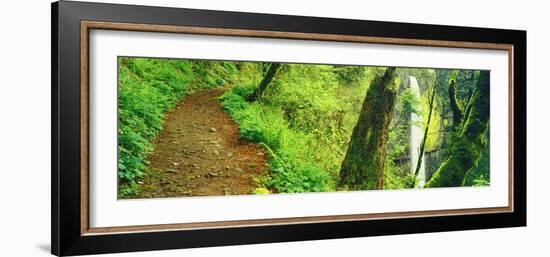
[117,57,490,198]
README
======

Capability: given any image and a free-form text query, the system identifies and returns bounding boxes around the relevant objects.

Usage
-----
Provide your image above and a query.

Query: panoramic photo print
[117,57,490,199]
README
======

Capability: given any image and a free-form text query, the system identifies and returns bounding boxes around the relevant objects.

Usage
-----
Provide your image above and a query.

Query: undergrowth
[117,57,241,197]
[118,57,491,196]
[220,85,333,193]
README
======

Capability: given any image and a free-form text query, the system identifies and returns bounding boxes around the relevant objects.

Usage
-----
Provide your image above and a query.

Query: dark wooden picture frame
[52,1,526,256]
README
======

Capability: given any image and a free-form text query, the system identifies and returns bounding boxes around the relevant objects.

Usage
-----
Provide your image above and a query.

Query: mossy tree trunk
[448,75,463,128]
[414,82,437,178]
[338,67,399,190]
[247,63,282,101]
[425,71,490,187]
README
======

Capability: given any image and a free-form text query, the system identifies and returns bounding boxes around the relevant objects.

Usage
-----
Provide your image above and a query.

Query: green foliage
[384,84,421,189]
[118,56,491,195]
[463,139,490,186]
[118,57,196,195]
[117,57,243,196]
[333,65,368,87]
[404,68,436,93]
[221,87,333,193]
[267,157,332,193]
[426,71,491,187]
[384,127,416,189]
[400,88,422,116]
[221,64,490,191]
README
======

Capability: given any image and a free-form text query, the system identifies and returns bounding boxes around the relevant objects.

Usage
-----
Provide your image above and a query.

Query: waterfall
[409,76,426,187]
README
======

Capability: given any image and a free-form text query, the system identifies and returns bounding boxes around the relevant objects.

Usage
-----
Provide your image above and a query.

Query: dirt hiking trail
[132,88,268,198]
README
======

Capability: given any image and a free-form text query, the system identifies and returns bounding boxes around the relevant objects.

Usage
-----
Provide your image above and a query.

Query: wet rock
[209,127,217,132]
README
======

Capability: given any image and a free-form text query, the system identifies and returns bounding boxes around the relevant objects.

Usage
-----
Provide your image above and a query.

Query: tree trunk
[448,78,463,128]
[338,68,399,190]
[425,71,490,187]
[414,82,437,177]
[460,89,475,133]
[247,63,282,101]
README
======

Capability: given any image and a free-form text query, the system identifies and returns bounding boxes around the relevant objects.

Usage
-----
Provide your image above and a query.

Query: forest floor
[130,88,269,198]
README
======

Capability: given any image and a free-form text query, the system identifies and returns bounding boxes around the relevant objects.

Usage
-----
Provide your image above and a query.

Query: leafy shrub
[267,158,331,193]
[221,87,333,193]
[118,57,196,195]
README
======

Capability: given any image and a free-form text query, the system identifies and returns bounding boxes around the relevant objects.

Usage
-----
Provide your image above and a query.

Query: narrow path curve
[132,88,269,198]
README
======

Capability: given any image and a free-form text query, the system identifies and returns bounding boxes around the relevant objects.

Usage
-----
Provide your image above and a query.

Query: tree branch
[247,63,282,101]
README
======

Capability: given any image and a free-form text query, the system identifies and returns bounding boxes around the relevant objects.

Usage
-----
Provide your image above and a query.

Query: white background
[0,0,547,256]
[90,30,509,227]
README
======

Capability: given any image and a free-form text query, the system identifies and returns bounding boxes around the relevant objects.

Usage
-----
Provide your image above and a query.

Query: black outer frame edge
[52,1,527,256]
[62,0,526,43]
[513,30,527,227]
[51,1,60,256]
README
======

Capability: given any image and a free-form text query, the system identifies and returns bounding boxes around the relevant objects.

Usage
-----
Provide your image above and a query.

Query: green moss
[426,71,490,187]
[338,68,399,190]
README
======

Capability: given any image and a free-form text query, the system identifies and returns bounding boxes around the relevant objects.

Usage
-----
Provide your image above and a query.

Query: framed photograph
[52,1,526,256]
